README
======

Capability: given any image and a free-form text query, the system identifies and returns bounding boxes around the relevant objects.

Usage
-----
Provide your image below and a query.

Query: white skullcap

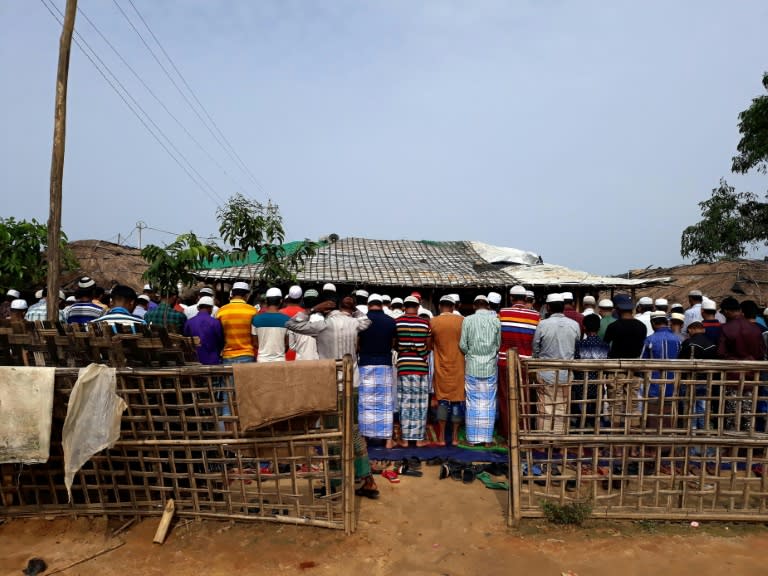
[654,298,668,307]
[546,293,563,303]
[143,284,153,291]
[35,289,43,299]
[509,285,527,296]
[232,281,250,291]
[382,294,391,302]
[355,289,369,298]
[474,294,488,302]
[10,299,28,310]
[689,289,703,297]
[701,298,717,311]
[450,293,460,303]
[391,297,404,305]
[561,292,574,301]
[322,283,336,292]
[66,295,76,302]
[367,293,383,304]
[199,287,214,296]
[651,311,668,320]
[487,292,502,304]
[638,296,653,306]
[137,294,150,303]
[582,295,596,305]
[78,276,96,289]
[440,295,455,304]
[671,312,686,322]
[403,296,420,305]
[265,287,282,298]
[198,296,215,307]
[525,290,534,299]
[598,299,613,308]
[288,285,303,299]
[6,289,20,299]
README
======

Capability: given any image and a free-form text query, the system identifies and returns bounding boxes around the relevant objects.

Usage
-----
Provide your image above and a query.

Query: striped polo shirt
[217,298,257,359]
[395,314,431,376]
[498,304,540,363]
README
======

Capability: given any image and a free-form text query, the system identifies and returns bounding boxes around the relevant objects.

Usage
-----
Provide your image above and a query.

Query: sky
[1,0,767,275]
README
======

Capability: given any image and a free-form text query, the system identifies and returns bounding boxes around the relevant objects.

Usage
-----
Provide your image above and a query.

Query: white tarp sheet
[63,363,127,501]
[0,366,56,464]
[470,241,541,266]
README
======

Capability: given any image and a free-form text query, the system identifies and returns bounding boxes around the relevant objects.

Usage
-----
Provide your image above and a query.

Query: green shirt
[598,314,616,340]
[459,309,501,378]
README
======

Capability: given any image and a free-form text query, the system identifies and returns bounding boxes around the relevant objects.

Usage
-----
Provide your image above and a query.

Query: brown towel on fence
[234,359,337,432]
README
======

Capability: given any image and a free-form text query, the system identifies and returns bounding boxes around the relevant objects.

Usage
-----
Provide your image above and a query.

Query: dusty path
[2,470,767,575]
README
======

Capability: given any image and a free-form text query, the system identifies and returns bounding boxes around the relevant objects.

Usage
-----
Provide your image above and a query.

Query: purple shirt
[184,310,224,365]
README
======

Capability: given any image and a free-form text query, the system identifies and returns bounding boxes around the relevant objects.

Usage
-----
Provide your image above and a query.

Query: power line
[124,0,266,195]
[40,0,226,207]
[76,4,250,198]
[112,0,265,199]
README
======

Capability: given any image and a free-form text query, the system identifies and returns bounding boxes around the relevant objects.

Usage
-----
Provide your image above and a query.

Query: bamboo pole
[342,354,355,535]
[46,0,78,322]
[507,349,522,527]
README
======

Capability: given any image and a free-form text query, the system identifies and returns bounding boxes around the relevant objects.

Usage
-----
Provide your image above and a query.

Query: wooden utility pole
[46,0,78,321]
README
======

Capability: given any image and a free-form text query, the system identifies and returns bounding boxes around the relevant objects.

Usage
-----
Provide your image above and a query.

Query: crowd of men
[3,278,767,498]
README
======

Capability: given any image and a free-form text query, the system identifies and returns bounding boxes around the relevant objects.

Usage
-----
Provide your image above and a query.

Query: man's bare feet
[385,439,395,449]
[415,440,430,447]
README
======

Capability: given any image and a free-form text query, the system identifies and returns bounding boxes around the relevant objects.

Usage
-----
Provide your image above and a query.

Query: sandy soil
[2,468,768,575]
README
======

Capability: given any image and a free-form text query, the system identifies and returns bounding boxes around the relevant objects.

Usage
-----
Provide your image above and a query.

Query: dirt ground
[2,469,768,576]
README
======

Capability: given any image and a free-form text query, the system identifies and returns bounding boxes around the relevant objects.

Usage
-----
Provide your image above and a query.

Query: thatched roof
[630,259,768,306]
[62,240,148,291]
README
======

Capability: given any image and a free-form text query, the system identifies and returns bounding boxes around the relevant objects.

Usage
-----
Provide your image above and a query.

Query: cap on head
[403,295,420,306]
[561,292,574,301]
[232,281,250,292]
[66,295,76,303]
[35,289,43,299]
[487,292,502,305]
[650,311,668,321]
[582,295,596,306]
[701,298,717,311]
[689,289,703,297]
[367,293,383,304]
[355,289,369,298]
[509,285,527,296]
[670,312,685,323]
[546,293,564,304]
[450,293,460,303]
[638,296,653,306]
[199,287,214,296]
[382,294,391,302]
[525,290,534,299]
[304,288,319,299]
[670,302,684,311]
[6,289,20,299]
[613,294,633,311]
[78,276,96,289]
[10,299,28,310]
[439,295,455,304]
[288,285,303,300]
[391,297,404,305]
[598,299,613,309]
[198,296,215,307]
[654,298,668,307]
[322,283,336,292]
[265,287,282,298]
[137,294,150,303]
[143,284,153,292]
[474,294,489,303]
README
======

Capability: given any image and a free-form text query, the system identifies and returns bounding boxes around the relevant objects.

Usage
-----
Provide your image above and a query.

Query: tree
[141,233,222,296]
[732,72,768,175]
[680,180,768,262]
[0,217,77,289]
[216,194,317,285]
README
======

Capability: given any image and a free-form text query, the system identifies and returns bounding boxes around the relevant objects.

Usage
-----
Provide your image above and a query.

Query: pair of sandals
[439,460,483,484]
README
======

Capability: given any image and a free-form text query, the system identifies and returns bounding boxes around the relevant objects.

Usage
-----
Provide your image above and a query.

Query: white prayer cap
[322,283,336,292]
[440,295,455,304]
[137,294,150,303]
[638,296,653,306]
[598,299,613,308]
[198,296,215,307]
[288,285,303,299]
[391,297,404,305]
[6,289,20,298]
[232,281,250,291]
[650,311,668,320]
[671,312,685,322]
[10,299,28,310]
[35,289,43,299]
[689,289,703,297]
[525,290,534,299]
[355,289,369,298]
[561,292,574,301]
[546,293,563,303]
[143,284,153,291]
[487,292,502,305]
[474,294,488,302]
[58,290,66,300]
[78,276,96,289]
[509,285,527,296]
[199,287,214,296]
[582,295,596,306]
[367,293,383,304]
[654,298,668,307]
[450,293,460,303]
[670,302,684,310]
[403,296,420,305]
[701,298,717,311]
[382,294,391,302]
[265,287,282,298]
[65,295,76,303]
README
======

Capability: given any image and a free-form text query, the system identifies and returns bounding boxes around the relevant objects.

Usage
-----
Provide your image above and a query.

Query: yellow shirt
[217,298,257,359]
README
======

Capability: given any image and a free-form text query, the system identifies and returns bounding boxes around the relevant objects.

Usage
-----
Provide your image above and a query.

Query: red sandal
[381,469,400,483]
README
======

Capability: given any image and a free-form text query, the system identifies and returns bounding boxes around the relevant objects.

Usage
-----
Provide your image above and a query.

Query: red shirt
[280,304,306,360]
[498,304,540,363]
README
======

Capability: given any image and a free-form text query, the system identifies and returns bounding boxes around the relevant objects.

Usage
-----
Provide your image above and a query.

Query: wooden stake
[153,498,175,544]
[46,0,78,321]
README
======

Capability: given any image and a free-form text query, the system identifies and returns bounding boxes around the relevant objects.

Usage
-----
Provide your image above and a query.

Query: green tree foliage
[680,180,768,262]
[216,193,317,284]
[0,217,77,289]
[141,233,222,296]
[732,72,768,175]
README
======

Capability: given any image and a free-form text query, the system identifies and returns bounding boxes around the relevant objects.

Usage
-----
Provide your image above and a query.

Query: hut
[61,240,148,292]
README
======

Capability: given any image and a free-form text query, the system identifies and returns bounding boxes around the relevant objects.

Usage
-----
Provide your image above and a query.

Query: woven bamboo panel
[0,361,354,531]
[507,355,768,523]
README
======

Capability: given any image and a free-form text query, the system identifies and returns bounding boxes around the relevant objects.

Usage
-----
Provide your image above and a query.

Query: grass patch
[540,499,593,526]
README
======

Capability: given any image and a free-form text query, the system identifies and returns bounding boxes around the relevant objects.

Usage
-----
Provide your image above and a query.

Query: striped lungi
[397,374,429,441]
[465,373,497,444]
[358,365,394,439]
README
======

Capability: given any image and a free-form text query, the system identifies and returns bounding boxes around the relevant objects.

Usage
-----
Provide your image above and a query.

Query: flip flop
[381,469,400,483]
[355,486,380,499]
[462,467,476,484]
[439,463,451,480]
[476,471,509,490]
[407,457,422,469]
[397,462,424,477]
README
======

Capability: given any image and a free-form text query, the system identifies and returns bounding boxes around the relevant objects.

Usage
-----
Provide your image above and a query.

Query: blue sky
[1,0,766,274]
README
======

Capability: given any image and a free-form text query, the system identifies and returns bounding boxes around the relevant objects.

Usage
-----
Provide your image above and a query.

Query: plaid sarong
[358,365,394,438]
[465,373,497,443]
[398,374,429,440]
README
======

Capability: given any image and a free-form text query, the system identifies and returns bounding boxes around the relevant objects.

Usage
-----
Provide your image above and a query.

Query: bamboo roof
[62,240,147,291]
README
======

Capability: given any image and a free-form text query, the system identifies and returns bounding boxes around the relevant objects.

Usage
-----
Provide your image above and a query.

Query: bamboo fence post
[507,349,522,526]
[342,355,355,535]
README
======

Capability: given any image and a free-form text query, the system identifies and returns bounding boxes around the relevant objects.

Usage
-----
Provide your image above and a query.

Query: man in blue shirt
[91,285,145,333]
[65,277,105,325]
[642,311,682,433]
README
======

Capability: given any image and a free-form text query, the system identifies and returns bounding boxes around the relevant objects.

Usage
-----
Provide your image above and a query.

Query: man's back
[359,310,396,365]
[185,312,223,365]
[66,301,104,324]
[217,298,257,359]
[719,316,766,360]
[679,333,717,360]
[251,311,290,362]
[395,313,431,374]
[532,314,580,360]
[604,318,647,359]
[460,310,501,377]
[499,304,539,360]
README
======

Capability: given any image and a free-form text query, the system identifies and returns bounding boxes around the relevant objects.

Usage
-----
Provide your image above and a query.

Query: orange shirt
[217,298,257,359]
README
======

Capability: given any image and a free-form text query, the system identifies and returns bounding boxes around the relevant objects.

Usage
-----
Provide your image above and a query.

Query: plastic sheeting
[62,363,127,501]
[0,366,56,464]
[469,241,541,266]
